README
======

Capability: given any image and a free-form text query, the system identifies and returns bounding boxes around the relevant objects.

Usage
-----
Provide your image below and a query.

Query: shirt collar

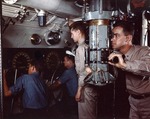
[31,72,39,75]
[125,45,135,60]
[78,38,85,46]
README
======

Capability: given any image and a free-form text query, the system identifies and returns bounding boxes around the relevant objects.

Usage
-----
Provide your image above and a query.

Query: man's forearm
[3,71,12,96]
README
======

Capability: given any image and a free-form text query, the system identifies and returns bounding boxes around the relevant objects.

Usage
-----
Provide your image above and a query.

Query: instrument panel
[45,51,61,70]
[12,51,31,70]
[2,48,66,79]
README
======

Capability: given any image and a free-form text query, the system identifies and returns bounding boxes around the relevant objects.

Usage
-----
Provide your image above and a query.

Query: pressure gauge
[12,52,31,70]
[3,0,18,4]
[45,51,61,70]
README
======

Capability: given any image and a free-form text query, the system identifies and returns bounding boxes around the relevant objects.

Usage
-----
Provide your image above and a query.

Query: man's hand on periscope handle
[108,53,126,69]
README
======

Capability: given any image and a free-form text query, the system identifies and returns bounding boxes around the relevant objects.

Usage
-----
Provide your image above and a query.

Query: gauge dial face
[45,51,60,70]
[12,52,31,69]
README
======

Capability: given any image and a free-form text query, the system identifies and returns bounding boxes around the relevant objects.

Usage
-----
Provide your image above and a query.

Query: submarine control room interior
[1,0,150,119]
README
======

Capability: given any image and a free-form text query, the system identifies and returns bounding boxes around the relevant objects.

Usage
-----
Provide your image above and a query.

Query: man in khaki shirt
[108,21,150,119]
[70,21,98,119]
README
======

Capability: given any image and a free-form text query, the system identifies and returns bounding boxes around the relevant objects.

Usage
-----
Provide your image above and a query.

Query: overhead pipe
[2,11,19,18]
[2,4,27,19]
[141,10,149,46]
[16,0,82,18]
[2,4,22,11]
[46,15,57,25]
[2,8,20,14]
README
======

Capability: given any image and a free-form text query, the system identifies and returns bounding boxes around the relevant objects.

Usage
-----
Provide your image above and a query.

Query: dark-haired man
[3,60,48,119]
[50,52,78,119]
[70,21,98,119]
[108,21,150,119]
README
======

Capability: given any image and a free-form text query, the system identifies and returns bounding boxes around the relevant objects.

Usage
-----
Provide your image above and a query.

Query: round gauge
[45,51,61,70]
[4,0,18,4]
[12,52,31,70]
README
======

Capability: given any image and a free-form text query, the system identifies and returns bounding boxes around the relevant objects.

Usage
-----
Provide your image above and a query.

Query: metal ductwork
[15,0,82,18]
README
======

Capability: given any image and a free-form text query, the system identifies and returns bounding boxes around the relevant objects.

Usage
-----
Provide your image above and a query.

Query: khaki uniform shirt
[75,40,88,87]
[124,45,150,94]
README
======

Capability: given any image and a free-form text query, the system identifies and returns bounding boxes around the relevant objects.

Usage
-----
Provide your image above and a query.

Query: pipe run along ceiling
[14,0,82,18]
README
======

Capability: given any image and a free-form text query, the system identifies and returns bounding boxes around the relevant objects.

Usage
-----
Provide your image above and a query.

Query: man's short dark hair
[30,59,44,73]
[113,21,135,36]
[69,21,87,35]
